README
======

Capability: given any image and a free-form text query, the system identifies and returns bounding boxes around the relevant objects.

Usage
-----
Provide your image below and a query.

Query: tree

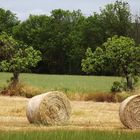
[99,0,132,37]
[0,8,19,34]
[131,14,140,45]
[82,36,140,90]
[13,10,86,74]
[12,1,133,75]
[82,13,106,51]
[82,0,132,51]
[0,32,41,86]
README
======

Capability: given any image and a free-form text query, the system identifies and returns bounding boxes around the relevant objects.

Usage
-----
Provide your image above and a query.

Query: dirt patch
[0,96,125,131]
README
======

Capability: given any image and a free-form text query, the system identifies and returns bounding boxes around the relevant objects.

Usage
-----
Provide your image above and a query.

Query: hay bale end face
[26,91,71,125]
[119,95,140,129]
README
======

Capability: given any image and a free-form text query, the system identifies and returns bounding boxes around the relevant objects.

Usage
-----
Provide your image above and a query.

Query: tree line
[0,0,140,76]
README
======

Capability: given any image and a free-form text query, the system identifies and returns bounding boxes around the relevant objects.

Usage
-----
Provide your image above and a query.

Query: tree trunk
[126,75,133,90]
[12,72,19,87]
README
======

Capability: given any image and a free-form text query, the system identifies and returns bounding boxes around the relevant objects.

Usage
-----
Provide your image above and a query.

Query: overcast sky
[0,0,140,21]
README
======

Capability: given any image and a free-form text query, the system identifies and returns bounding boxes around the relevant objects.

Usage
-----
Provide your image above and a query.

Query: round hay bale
[119,95,140,129]
[26,91,71,125]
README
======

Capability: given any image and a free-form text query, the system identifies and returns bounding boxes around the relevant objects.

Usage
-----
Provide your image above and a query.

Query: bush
[111,81,123,93]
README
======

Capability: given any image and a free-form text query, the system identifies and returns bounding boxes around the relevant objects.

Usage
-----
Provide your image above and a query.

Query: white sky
[0,0,139,21]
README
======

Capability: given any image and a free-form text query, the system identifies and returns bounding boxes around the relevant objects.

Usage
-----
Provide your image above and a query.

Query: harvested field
[0,96,125,131]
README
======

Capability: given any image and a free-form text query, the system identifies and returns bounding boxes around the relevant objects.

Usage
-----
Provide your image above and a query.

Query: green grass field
[0,130,140,140]
[0,72,122,94]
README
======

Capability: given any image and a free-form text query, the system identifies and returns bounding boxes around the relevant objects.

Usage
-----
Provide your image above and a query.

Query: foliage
[111,81,123,93]
[82,47,105,75]
[0,32,41,84]
[82,0,132,51]
[82,36,140,90]
[13,10,86,74]
[0,8,19,34]
[131,14,140,45]
[12,1,132,75]
[0,1,138,76]
[99,0,132,36]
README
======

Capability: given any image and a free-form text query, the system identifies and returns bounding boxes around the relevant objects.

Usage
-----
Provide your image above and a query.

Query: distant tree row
[0,0,140,75]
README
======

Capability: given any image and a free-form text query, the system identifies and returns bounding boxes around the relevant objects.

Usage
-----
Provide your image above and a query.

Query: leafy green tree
[100,0,132,36]
[0,32,41,86]
[63,10,86,74]
[82,0,132,51]
[0,8,19,34]
[82,13,106,51]
[13,15,50,49]
[13,9,86,74]
[82,36,140,90]
[131,14,140,45]
[12,1,133,75]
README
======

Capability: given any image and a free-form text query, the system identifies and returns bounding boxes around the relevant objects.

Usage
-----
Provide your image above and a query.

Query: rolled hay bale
[26,91,71,125]
[119,95,140,129]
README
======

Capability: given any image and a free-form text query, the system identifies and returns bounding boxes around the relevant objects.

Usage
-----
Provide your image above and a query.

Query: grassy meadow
[0,130,140,140]
[0,72,121,94]
[0,72,140,101]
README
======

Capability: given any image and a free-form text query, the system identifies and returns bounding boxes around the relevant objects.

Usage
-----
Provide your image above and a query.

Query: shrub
[111,81,123,93]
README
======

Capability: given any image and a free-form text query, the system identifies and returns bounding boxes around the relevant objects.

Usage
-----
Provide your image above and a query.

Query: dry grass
[0,82,132,102]
[0,95,126,131]
[66,92,132,102]
[1,82,43,98]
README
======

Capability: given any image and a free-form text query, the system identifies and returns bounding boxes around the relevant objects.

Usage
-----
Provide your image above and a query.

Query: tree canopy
[82,36,140,90]
[0,8,19,34]
[0,0,140,75]
[13,9,86,74]
[0,32,41,85]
